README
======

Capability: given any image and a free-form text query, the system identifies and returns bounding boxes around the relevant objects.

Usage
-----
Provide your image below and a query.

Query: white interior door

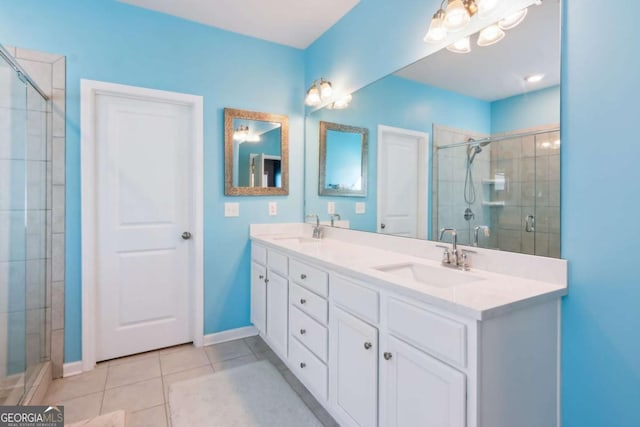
[93,90,194,361]
[377,126,429,239]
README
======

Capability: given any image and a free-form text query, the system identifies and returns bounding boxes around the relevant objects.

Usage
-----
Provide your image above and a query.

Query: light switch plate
[224,202,239,217]
[355,202,366,214]
[268,202,278,216]
[327,202,336,215]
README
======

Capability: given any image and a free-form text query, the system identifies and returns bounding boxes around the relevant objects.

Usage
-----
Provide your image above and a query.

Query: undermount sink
[272,236,319,245]
[373,262,484,288]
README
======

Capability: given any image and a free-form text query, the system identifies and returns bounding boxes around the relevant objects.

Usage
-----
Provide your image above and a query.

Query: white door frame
[80,79,204,372]
[376,125,430,239]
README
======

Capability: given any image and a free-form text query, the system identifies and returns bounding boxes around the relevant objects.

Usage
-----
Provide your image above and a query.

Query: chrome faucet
[473,226,490,247]
[437,227,474,270]
[330,213,341,227]
[306,214,322,239]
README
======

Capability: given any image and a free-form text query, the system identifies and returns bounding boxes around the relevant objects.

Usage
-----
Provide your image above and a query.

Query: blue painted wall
[0,0,305,363]
[324,130,363,190]
[491,85,560,133]
[306,0,640,424]
[306,74,492,234]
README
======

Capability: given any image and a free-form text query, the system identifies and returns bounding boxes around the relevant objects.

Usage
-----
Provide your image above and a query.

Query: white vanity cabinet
[251,244,289,359]
[250,240,561,427]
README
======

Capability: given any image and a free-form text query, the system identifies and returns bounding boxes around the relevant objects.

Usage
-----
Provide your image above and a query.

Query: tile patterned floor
[42,336,339,426]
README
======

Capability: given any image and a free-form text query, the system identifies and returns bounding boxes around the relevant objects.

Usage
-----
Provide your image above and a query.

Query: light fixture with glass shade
[305,78,333,106]
[327,93,353,110]
[498,8,528,30]
[477,24,505,46]
[424,9,448,42]
[233,125,249,141]
[444,0,471,32]
[447,36,471,53]
[477,0,500,18]
[524,73,545,83]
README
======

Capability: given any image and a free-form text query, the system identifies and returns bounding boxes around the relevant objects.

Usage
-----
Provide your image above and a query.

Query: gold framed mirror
[319,121,368,197]
[224,108,289,196]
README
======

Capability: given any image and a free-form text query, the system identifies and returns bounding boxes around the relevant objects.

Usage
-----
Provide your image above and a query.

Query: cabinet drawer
[290,306,328,363]
[332,275,379,325]
[290,259,328,297]
[268,250,288,276]
[387,298,466,368]
[252,244,267,265]
[289,336,328,401]
[290,283,328,324]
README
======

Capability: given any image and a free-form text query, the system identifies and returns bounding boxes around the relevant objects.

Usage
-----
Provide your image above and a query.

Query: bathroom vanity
[250,223,567,427]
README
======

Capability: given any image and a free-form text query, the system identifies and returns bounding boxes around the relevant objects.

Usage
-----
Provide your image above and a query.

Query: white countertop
[251,228,568,321]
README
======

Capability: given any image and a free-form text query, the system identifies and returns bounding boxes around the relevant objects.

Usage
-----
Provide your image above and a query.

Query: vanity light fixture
[424,9,448,42]
[477,24,505,46]
[524,73,545,83]
[444,0,471,32]
[305,78,333,106]
[498,8,528,30]
[447,36,471,53]
[233,125,249,141]
[477,0,500,18]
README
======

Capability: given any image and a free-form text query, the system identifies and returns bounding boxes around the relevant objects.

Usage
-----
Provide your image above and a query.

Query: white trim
[63,361,84,378]
[376,125,430,239]
[80,79,204,372]
[202,326,259,346]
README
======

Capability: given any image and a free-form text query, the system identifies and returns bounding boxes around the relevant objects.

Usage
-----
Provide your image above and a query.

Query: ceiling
[117,0,360,49]
[395,0,561,101]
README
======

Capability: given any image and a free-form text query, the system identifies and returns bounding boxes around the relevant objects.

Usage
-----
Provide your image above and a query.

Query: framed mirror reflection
[224,108,289,196]
[319,121,368,197]
[304,0,561,257]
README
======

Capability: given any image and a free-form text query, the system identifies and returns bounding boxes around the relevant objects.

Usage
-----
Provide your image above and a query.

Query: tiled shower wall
[433,125,490,245]
[489,126,560,257]
[8,46,66,378]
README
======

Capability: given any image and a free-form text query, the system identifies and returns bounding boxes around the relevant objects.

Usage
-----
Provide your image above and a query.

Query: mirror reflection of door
[234,120,282,188]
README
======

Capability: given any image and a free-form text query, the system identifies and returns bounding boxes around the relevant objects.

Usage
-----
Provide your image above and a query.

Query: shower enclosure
[0,45,51,404]
[433,125,560,258]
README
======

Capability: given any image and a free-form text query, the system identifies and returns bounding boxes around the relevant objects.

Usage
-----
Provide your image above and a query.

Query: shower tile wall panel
[433,125,490,246]
[489,129,560,257]
[11,47,66,379]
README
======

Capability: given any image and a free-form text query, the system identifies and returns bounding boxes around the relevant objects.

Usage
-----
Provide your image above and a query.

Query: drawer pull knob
[259,275,264,279]
[300,362,306,369]
[300,329,306,335]
[364,342,372,350]
[300,298,307,305]
[300,274,307,280]
[383,352,393,361]
[265,278,269,284]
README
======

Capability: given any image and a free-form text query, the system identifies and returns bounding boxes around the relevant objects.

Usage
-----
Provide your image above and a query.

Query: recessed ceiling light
[525,74,545,83]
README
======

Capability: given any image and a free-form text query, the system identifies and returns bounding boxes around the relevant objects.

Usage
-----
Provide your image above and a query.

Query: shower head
[467,144,482,164]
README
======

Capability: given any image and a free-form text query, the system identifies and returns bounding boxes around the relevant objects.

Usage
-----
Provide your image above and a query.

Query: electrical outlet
[224,202,239,217]
[268,202,278,216]
[355,202,366,214]
[327,202,336,215]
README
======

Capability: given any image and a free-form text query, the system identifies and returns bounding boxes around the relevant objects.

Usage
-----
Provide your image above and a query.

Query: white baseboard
[63,361,84,377]
[202,326,258,347]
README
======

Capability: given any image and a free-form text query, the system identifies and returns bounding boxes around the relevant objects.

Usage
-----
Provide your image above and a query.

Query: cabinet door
[382,335,466,427]
[266,270,288,358]
[332,307,378,427]
[251,261,266,334]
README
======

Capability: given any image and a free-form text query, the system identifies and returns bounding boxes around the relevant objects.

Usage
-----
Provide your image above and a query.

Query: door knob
[380,223,386,229]
[181,231,192,240]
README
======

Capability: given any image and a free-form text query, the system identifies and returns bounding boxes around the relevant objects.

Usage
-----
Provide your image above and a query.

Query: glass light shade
[424,10,448,42]
[525,73,545,83]
[320,80,333,99]
[331,94,353,110]
[246,134,260,143]
[305,86,321,106]
[498,8,528,30]
[444,0,471,32]
[477,24,505,46]
[477,0,500,18]
[446,36,471,53]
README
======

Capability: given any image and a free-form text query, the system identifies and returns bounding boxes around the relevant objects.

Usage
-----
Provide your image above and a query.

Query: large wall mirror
[305,0,561,257]
[319,121,368,197]
[225,108,289,196]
